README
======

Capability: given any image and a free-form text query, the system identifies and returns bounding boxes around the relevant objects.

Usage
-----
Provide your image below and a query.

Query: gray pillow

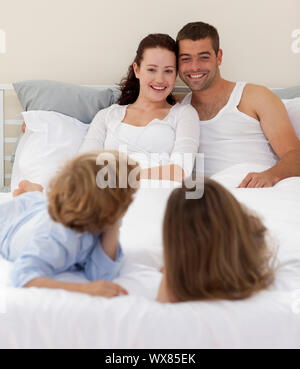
[271,86,300,100]
[13,80,118,124]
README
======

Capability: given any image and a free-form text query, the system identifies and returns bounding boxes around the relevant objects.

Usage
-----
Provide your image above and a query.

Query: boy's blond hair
[48,150,140,234]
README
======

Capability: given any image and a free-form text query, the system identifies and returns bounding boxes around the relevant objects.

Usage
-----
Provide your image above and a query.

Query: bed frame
[0,84,16,189]
[0,84,189,189]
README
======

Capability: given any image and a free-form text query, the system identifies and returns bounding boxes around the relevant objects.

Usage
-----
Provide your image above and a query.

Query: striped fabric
[0,88,23,188]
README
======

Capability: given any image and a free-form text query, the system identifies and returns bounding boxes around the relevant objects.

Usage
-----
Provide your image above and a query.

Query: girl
[157,178,275,303]
[0,150,139,297]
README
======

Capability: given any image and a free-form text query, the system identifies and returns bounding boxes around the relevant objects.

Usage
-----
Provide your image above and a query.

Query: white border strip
[0,89,4,188]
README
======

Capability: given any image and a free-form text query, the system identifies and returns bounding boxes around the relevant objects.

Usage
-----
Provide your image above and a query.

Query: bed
[1,164,300,349]
[0,84,300,349]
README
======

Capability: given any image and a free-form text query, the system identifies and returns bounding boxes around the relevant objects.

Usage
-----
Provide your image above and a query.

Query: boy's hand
[25,277,128,298]
[101,221,120,261]
[81,280,128,298]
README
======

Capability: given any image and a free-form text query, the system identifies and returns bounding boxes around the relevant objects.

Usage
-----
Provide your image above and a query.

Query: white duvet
[0,163,300,349]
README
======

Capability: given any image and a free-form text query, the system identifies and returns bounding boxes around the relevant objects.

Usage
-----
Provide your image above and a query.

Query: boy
[0,150,139,297]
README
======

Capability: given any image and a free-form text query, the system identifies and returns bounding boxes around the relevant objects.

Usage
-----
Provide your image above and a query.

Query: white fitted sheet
[0,165,300,349]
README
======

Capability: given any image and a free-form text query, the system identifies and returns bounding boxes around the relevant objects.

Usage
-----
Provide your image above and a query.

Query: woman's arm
[140,105,200,182]
[140,164,184,182]
[25,278,128,297]
[78,108,108,154]
[170,105,200,178]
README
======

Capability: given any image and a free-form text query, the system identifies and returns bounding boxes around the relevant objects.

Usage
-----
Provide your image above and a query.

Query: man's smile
[186,72,207,81]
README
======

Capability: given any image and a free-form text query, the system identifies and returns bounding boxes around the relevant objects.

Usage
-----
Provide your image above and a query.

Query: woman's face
[133,47,177,103]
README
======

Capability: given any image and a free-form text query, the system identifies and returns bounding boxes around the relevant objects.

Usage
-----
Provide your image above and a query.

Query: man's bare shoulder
[241,84,283,111]
[243,83,277,101]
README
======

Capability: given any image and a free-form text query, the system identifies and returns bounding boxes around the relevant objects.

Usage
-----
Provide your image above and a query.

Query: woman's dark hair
[118,34,177,106]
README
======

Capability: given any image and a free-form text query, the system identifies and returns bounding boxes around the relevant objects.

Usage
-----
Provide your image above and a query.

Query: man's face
[178,38,222,91]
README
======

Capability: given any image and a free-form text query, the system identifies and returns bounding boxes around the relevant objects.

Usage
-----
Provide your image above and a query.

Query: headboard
[0,84,189,189]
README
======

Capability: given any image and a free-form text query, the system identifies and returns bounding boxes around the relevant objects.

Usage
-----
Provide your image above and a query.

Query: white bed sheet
[0,165,300,349]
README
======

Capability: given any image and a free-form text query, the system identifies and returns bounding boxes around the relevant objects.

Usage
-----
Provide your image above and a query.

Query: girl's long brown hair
[118,34,177,106]
[163,178,275,302]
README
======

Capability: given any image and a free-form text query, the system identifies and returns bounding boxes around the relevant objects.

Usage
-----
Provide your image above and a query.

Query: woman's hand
[81,280,128,298]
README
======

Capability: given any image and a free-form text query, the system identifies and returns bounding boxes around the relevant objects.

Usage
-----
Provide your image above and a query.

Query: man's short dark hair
[176,22,220,56]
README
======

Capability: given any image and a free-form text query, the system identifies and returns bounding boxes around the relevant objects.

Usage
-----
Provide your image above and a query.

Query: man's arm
[239,86,300,188]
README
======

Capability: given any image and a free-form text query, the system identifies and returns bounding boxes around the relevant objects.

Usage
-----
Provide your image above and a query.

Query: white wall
[0,0,299,87]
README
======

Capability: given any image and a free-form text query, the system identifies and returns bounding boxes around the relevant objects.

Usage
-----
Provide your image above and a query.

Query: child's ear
[133,62,140,79]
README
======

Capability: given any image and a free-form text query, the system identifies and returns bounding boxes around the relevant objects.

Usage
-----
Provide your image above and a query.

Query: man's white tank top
[181,82,279,177]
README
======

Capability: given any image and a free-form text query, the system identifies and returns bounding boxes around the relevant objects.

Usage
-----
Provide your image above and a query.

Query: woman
[79,33,200,182]
[15,34,200,196]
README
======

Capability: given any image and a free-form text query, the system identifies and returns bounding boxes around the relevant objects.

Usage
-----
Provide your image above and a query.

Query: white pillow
[211,163,271,189]
[283,98,300,139]
[11,111,89,191]
[120,180,180,251]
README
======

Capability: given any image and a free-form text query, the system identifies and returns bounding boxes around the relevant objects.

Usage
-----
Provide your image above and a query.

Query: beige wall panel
[0,0,299,88]
[4,125,22,138]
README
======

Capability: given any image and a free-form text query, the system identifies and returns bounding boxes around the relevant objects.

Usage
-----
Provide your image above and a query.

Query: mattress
[0,165,300,349]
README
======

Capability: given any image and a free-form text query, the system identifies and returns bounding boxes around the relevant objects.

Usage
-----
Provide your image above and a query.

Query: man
[176,22,300,188]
